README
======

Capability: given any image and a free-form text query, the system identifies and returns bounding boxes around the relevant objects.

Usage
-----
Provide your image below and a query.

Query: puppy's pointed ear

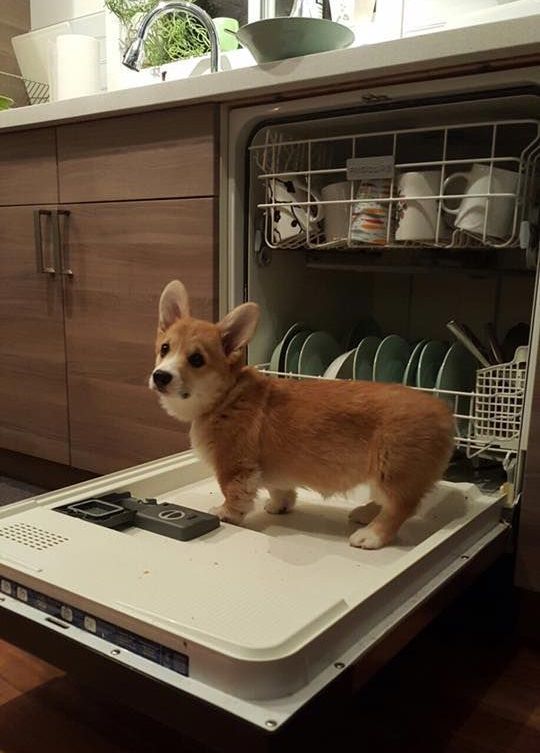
[218,303,259,356]
[159,280,190,332]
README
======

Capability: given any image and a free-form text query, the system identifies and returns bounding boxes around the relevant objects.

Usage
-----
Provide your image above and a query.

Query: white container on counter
[48,34,100,101]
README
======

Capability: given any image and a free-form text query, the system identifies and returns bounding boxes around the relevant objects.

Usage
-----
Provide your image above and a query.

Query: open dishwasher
[1,66,540,740]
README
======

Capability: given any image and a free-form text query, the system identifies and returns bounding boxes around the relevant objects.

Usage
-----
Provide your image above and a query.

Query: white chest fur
[190,420,215,468]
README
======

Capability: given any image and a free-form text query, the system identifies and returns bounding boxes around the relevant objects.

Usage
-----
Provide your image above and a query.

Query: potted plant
[105,0,216,66]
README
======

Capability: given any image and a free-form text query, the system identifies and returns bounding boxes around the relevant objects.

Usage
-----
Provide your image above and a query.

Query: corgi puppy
[150,280,455,549]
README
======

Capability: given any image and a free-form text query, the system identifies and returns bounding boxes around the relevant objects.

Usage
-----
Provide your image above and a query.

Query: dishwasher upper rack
[255,348,527,461]
[251,119,540,252]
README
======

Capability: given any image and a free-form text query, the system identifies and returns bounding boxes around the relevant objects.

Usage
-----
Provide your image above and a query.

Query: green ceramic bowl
[0,95,14,111]
[234,18,354,64]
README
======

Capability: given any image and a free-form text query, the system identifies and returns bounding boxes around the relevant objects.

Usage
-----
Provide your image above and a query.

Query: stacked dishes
[267,325,478,433]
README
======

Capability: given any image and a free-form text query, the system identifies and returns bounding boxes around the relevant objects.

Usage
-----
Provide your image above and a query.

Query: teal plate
[373,335,411,384]
[284,330,311,374]
[353,336,381,381]
[298,331,341,377]
[436,342,477,435]
[403,340,428,387]
[417,341,448,389]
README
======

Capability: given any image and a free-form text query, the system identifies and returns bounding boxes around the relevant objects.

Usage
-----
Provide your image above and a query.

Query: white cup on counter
[442,164,519,240]
[395,170,451,242]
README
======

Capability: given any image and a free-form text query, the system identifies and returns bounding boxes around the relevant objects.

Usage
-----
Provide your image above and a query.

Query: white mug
[321,181,351,242]
[442,164,518,241]
[269,178,323,244]
[395,170,450,242]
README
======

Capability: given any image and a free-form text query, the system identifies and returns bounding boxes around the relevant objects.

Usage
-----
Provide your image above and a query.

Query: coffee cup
[350,178,391,245]
[269,177,323,244]
[442,164,518,240]
[321,179,390,245]
[321,181,351,242]
[213,18,239,52]
[395,170,450,242]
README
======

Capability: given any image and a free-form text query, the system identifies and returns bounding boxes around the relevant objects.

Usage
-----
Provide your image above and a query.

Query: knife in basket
[446,320,492,368]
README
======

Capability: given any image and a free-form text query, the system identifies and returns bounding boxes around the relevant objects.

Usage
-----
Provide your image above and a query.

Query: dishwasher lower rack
[251,118,540,252]
[256,348,527,460]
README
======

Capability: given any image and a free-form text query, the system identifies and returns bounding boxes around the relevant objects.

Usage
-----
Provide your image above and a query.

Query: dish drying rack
[0,71,49,105]
[252,119,540,251]
[256,348,527,461]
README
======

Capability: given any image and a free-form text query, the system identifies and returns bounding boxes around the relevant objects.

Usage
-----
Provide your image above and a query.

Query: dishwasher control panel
[55,492,220,541]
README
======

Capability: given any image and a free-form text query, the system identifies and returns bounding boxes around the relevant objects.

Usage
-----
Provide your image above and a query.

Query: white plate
[373,335,411,383]
[298,332,341,376]
[323,349,355,379]
[284,330,311,374]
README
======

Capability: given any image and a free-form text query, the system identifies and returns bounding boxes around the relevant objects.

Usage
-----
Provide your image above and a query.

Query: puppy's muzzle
[152,369,172,392]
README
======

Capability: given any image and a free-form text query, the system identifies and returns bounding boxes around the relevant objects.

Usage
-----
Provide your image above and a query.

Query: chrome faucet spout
[122,1,219,73]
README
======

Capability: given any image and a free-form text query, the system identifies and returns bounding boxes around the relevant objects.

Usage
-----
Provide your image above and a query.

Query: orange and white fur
[150,280,455,549]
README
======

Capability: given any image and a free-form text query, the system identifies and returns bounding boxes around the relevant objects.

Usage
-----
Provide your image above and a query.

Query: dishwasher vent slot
[252,119,540,252]
[0,522,68,550]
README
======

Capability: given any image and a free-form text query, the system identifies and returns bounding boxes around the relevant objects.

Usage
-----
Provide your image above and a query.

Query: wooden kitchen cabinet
[0,128,58,206]
[61,198,217,474]
[0,107,219,477]
[56,105,218,203]
[0,206,69,464]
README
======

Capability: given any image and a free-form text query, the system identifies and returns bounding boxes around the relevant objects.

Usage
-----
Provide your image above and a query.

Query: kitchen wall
[0,0,30,105]
[30,0,105,29]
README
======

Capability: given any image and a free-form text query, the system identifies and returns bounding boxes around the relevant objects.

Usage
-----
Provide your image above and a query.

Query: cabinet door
[63,199,217,474]
[0,129,58,206]
[0,206,69,463]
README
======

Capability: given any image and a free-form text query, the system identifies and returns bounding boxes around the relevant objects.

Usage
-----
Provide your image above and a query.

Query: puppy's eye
[160,343,170,357]
[188,352,205,368]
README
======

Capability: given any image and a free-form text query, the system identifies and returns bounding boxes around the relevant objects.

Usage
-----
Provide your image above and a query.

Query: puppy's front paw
[211,504,245,526]
[349,526,385,550]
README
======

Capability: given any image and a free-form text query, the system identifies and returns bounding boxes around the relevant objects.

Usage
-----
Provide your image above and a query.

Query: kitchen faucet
[122,1,220,73]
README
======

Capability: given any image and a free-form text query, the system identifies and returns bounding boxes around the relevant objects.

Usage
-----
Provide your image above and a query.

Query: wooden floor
[0,566,539,753]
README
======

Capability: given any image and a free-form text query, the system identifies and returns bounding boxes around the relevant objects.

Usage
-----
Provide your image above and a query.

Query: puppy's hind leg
[265,488,297,515]
[348,500,380,525]
[349,485,418,550]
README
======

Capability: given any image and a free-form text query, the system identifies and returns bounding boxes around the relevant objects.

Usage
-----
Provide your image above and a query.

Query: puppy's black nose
[153,370,172,388]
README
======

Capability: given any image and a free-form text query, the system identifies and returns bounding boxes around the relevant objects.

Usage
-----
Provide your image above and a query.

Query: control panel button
[158,509,185,520]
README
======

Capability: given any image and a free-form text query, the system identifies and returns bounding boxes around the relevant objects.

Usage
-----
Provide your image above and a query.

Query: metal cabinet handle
[33,209,55,274]
[53,209,73,277]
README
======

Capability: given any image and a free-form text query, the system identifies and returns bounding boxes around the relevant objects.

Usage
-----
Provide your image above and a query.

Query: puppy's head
[150,280,259,422]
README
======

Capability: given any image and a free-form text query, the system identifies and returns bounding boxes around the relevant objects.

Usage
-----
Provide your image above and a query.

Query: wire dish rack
[255,348,527,460]
[0,70,49,105]
[251,119,540,251]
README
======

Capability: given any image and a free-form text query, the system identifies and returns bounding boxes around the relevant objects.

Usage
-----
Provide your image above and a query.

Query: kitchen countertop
[1,15,539,132]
